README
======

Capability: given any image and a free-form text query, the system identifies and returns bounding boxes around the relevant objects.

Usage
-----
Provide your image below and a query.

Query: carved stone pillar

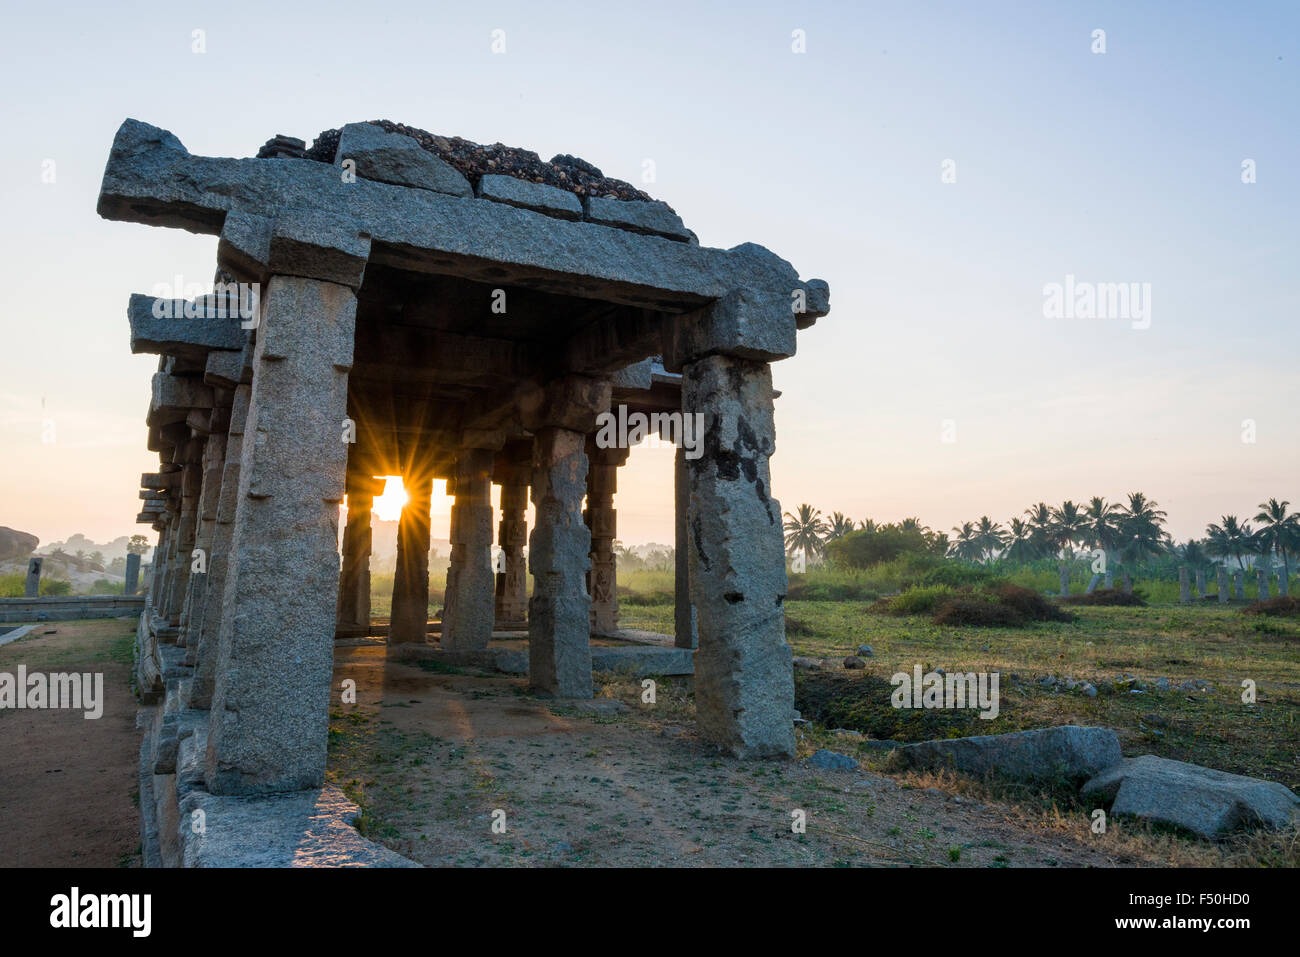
[585,442,629,634]
[442,447,498,651]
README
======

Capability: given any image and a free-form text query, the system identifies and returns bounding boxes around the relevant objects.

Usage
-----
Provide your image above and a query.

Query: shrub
[991,584,1073,623]
[39,579,72,596]
[876,584,958,616]
[1243,596,1300,618]
[1060,588,1145,607]
[914,562,999,589]
[827,526,938,568]
[933,598,1025,627]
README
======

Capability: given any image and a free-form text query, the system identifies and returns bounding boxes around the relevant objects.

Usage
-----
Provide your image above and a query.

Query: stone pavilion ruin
[101,118,829,859]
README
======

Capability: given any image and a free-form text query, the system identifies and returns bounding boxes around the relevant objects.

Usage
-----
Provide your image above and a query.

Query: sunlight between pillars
[390,473,434,644]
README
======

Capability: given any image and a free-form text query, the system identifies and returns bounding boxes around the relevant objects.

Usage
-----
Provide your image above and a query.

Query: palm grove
[782,495,1300,593]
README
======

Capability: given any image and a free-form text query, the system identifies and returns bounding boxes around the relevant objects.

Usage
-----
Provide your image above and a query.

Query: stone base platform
[135,601,419,867]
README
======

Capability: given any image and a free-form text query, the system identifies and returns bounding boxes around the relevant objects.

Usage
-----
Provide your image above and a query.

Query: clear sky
[1,0,1296,549]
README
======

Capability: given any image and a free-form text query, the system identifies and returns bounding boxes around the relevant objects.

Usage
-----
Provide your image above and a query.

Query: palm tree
[782,504,829,560]
[826,512,855,543]
[972,515,1007,562]
[1116,492,1169,591]
[1178,539,1210,571]
[1002,518,1038,563]
[1253,498,1299,577]
[857,518,877,534]
[1083,496,1121,587]
[899,517,925,534]
[1049,500,1088,559]
[948,522,982,562]
[1205,516,1256,571]
[1024,502,1054,558]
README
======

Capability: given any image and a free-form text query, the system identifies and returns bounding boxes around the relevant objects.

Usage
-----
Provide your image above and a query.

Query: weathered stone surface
[442,450,496,651]
[204,276,355,795]
[267,209,372,288]
[177,785,419,866]
[900,726,1122,784]
[0,526,38,562]
[204,348,248,388]
[24,557,42,597]
[389,474,433,644]
[684,355,794,758]
[149,372,214,426]
[664,287,797,369]
[673,446,698,650]
[584,196,691,241]
[478,173,582,220]
[807,749,860,771]
[335,122,472,197]
[98,120,824,314]
[129,293,246,357]
[528,427,593,698]
[1083,755,1300,839]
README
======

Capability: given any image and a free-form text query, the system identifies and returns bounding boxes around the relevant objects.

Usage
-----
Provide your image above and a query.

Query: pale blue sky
[1,0,1296,546]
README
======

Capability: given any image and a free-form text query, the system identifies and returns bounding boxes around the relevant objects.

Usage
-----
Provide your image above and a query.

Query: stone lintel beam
[149,372,214,427]
[141,471,181,490]
[128,293,247,358]
[352,327,538,385]
[662,287,799,372]
[562,308,666,377]
[204,347,252,388]
[518,375,612,434]
[97,120,824,314]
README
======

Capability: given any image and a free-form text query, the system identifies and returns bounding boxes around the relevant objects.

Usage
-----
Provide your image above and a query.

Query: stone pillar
[389,473,433,644]
[1058,564,1069,597]
[24,557,42,597]
[1233,570,1245,599]
[674,446,698,649]
[180,424,228,654]
[1195,567,1206,598]
[124,553,141,595]
[682,354,794,758]
[1178,566,1190,604]
[585,442,628,635]
[1279,567,1289,597]
[204,275,355,795]
[150,518,172,612]
[1085,573,1100,595]
[337,472,381,635]
[442,448,498,651]
[528,427,594,697]
[1217,565,1230,603]
[191,383,250,710]
[1257,567,1270,600]
[494,466,529,629]
[166,458,203,630]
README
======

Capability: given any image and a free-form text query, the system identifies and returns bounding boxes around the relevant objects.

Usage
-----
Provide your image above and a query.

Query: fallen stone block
[1082,755,1300,839]
[899,725,1122,785]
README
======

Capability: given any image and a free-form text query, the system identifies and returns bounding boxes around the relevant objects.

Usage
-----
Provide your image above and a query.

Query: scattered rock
[807,749,860,771]
[899,726,1123,785]
[792,657,823,671]
[843,655,866,670]
[1083,755,1300,839]
[857,644,874,657]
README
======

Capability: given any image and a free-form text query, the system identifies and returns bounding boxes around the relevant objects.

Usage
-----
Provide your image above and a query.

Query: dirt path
[329,645,1148,867]
[0,619,141,867]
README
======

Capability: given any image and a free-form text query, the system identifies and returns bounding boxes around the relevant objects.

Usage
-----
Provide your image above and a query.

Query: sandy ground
[0,619,140,867]
[328,645,1146,867]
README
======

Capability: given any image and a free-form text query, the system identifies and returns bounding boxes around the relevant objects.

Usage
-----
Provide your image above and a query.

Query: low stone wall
[0,595,146,623]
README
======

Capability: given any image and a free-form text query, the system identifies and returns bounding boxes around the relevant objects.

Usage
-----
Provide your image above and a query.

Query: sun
[371,476,408,522]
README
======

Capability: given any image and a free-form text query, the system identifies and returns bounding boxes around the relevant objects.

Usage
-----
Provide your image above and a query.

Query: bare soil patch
[327,646,1150,867]
[0,618,141,867]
